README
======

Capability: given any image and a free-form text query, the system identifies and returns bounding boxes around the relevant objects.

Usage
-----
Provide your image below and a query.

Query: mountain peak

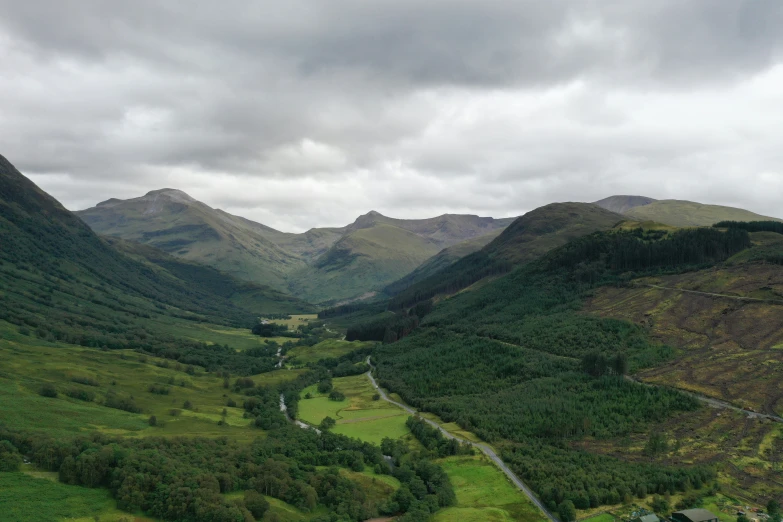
[593,195,656,214]
[143,188,196,203]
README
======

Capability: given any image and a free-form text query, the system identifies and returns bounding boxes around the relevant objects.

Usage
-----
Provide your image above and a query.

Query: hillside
[288,224,446,304]
[78,191,515,302]
[383,230,503,296]
[387,202,624,307]
[106,237,316,314]
[370,224,780,508]
[623,199,782,227]
[593,195,657,214]
[76,189,306,289]
[0,153,300,372]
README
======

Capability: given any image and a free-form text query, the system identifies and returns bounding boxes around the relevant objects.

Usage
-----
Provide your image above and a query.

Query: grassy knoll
[0,327,302,439]
[297,375,411,444]
[287,339,374,364]
[0,471,154,522]
[581,514,618,522]
[224,492,329,521]
[432,455,547,522]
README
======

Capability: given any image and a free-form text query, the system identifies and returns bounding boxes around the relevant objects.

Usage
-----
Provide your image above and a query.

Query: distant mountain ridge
[77,190,514,303]
[594,195,781,227]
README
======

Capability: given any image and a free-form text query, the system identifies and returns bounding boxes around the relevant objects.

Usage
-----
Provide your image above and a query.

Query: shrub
[104,394,141,413]
[226,398,237,407]
[71,375,99,387]
[169,408,182,417]
[183,400,193,410]
[148,384,170,395]
[39,383,57,398]
[65,388,95,402]
[148,415,157,426]
[328,390,346,401]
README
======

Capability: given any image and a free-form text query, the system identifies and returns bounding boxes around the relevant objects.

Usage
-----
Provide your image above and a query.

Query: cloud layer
[2,1,782,231]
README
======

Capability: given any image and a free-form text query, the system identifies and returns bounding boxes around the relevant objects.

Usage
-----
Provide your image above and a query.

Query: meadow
[287,339,374,364]
[433,455,548,522]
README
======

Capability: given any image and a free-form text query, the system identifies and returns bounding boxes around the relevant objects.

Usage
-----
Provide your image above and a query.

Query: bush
[183,400,193,410]
[226,398,237,407]
[320,416,336,431]
[147,384,170,395]
[104,394,141,413]
[373,393,381,401]
[0,441,23,471]
[39,383,57,398]
[169,408,181,417]
[65,388,95,402]
[148,415,157,426]
[71,375,99,387]
[328,390,346,401]
[244,490,270,519]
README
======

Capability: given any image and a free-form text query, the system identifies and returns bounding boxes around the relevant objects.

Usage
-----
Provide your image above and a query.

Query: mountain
[76,189,306,289]
[0,153,309,368]
[78,192,514,302]
[593,195,782,227]
[386,202,624,307]
[106,237,315,314]
[623,199,782,227]
[382,230,503,297]
[593,195,657,214]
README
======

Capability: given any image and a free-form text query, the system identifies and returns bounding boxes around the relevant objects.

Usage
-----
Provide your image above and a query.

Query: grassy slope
[0,322,301,440]
[593,195,657,214]
[0,471,156,522]
[288,224,445,304]
[383,230,503,296]
[107,237,315,314]
[76,189,306,289]
[388,202,623,305]
[624,200,782,227]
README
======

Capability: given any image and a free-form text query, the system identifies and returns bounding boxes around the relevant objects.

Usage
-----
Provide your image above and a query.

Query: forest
[713,220,783,234]
[371,227,749,511]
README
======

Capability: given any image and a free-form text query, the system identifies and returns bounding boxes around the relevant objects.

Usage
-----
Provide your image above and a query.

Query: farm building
[672,509,719,522]
[633,514,660,522]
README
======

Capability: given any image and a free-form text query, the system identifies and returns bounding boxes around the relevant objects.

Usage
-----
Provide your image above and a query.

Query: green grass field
[287,339,374,364]
[581,514,617,522]
[0,471,154,522]
[297,374,411,444]
[266,314,319,330]
[0,326,300,440]
[432,456,547,522]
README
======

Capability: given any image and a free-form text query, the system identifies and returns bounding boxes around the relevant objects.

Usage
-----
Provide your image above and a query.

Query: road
[625,375,783,423]
[639,284,783,305]
[365,357,559,522]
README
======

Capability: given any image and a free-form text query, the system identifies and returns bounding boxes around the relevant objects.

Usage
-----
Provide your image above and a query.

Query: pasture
[0,471,155,522]
[0,329,301,439]
[432,455,548,522]
[297,374,411,444]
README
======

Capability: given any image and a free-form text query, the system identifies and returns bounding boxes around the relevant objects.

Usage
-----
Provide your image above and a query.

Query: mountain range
[77,190,514,304]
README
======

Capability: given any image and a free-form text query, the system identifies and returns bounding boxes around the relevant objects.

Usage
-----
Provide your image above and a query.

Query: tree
[652,495,670,514]
[768,500,781,522]
[317,379,333,394]
[148,415,157,427]
[328,390,345,401]
[244,490,270,519]
[320,416,336,431]
[558,500,576,522]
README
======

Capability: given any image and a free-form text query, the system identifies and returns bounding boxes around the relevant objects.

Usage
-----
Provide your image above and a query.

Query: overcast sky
[2,1,782,232]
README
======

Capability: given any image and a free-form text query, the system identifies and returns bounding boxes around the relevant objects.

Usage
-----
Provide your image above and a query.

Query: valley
[2,152,782,522]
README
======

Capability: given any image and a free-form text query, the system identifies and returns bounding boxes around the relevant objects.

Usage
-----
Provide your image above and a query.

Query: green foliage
[320,416,336,431]
[39,383,58,398]
[64,388,96,402]
[652,495,671,514]
[558,500,576,522]
[0,440,22,471]
[644,432,669,457]
[406,416,471,458]
[714,220,783,234]
[244,490,270,519]
[328,390,346,401]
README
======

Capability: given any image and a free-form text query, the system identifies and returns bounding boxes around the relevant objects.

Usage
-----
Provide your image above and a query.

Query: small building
[633,514,661,522]
[672,509,719,522]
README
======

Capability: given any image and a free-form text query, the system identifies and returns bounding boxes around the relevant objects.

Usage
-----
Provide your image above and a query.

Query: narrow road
[365,357,559,522]
[625,376,783,423]
[639,284,783,305]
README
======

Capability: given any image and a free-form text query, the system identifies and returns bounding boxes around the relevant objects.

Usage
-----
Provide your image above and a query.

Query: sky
[1,1,782,232]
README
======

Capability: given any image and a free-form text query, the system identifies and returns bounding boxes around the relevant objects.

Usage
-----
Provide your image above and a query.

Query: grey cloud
[2,0,783,231]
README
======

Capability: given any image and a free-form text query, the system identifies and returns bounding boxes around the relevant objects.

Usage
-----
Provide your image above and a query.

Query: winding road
[365,356,559,522]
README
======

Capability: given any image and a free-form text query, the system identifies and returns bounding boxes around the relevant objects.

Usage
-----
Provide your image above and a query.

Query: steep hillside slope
[76,189,306,288]
[388,203,624,307]
[585,230,783,415]
[288,224,445,303]
[383,230,503,296]
[106,237,315,314]
[593,195,656,214]
[623,199,781,227]
[0,153,294,372]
